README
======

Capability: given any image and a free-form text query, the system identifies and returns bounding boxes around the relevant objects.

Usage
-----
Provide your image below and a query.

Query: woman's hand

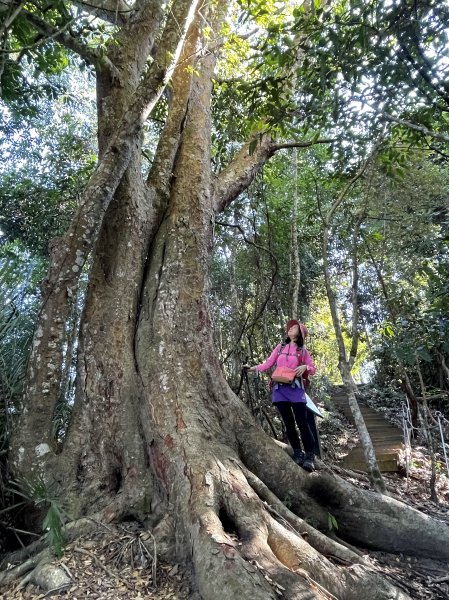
[243,365,257,372]
[295,365,307,377]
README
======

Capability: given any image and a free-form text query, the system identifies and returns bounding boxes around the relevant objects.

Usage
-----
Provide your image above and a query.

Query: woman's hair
[284,334,304,348]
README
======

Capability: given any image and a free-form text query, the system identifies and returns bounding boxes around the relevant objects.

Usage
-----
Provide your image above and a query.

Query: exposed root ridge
[235,414,449,561]
[240,464,363,565]
[186,454,412,600]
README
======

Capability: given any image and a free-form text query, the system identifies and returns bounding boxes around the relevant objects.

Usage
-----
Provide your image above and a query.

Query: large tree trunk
[54,3,210,512]
[7,3,449,599]
[9,0,199,477]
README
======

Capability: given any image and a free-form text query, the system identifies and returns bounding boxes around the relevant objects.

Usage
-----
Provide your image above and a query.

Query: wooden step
[347,446,401,457]
[342,455,399,473]
[330,387,404,473]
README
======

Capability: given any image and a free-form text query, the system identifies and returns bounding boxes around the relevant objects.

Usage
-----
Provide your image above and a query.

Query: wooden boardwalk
[331,386,404,472]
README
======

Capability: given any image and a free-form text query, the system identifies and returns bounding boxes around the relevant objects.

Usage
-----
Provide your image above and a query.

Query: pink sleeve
[256,344,281,372]
[302,349,316,377]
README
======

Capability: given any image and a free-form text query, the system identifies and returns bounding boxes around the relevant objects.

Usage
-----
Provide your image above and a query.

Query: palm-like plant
[0,243,43,470]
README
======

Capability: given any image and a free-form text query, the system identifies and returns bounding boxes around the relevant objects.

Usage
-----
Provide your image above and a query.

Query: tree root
[307,471,449,560]
[0,515,102,573]
[236,415,449,561]
[184,451,412,600]
[0,548,52,588]
[239,463,363,565]
[1,426,445,600]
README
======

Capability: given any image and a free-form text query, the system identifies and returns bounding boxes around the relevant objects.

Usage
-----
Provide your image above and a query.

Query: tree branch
[214,220,277,262]
[380,112,449,143]
[398,41,449,108]
[0,0,24,39]
[215,219,279,365]
[270,138,335,151]
[71,0,132,25]
[108,0,167,80]
[146,17,199,192]
[19,10,108,69]
[350,94,449,142]
[134,0,201,118]
[214,135,274,214]
[213,0,333,215]
[214,135,335,214]
[325,148,378,226]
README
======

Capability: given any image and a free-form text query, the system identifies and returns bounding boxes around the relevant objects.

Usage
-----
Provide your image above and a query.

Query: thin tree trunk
[437,350,449,389]
[348,213,364,370]
[416,356,438,501]
[291,149,301,319]
[228,215,244,386]
[363,234,419,425]
[322,226,385,493]
[320,155,385,493]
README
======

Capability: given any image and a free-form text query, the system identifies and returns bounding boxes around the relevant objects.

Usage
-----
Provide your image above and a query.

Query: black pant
[276,401,315,454]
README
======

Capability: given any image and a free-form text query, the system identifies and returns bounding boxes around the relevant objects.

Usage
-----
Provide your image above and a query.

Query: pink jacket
[256,343,316,377]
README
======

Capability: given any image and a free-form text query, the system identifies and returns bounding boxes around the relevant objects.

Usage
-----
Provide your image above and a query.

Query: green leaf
[249,138,258,155]
[43,502,66,557]
[384,324,395,338]
[327,512,338,531]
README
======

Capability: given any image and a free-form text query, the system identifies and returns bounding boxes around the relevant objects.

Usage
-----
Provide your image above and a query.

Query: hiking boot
[293,449,305,466]
[302,452,315,472]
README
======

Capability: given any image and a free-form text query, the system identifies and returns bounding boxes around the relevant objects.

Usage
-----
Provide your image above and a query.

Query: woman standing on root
[247,320,317,471]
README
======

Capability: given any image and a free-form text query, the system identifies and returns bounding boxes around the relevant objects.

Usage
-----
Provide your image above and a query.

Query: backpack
[275,343,310,388]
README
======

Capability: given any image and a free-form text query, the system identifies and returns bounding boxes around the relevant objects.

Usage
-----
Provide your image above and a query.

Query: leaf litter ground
[1,521,194,600]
